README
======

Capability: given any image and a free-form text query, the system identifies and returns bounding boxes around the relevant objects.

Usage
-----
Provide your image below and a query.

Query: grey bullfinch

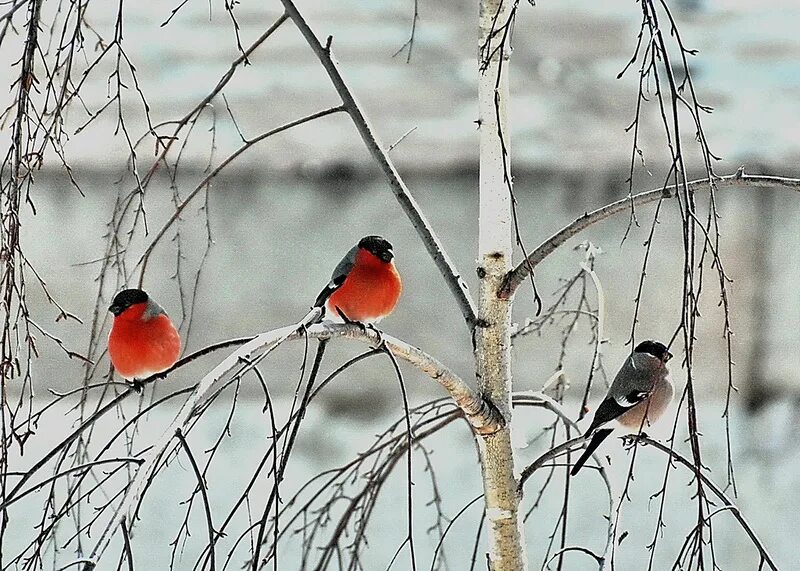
[570,340,674,476]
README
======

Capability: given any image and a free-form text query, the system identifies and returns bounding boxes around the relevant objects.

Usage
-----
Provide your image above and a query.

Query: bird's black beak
[665,351,673,362]
[379,249,394,263]
[109,303,122,316]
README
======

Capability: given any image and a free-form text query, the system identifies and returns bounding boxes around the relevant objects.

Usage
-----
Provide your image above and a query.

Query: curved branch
[3,336,254,506]
[547,546,604,568]
[514,392,615,567]
[0,457,143,511]
[175,428,217,571]
[625,434,779,571]
[136,13,289,190]
[279,0,477,328]
[136,105,346,285]
[517,435,586,489]
[500,172,800,298]
[82,322,502,569]
[514,392,610,491]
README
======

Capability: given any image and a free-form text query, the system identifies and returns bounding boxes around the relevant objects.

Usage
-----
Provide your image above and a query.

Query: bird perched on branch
[571,340,674,476]
[307,235,402,326]
[108,288,181,389]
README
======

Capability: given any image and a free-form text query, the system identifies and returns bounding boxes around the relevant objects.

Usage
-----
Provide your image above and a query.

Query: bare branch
[500,172,800,298]
[625,435,779,571]
[279,0,477,329]
[514,392,615,566]
[81,322,501,568]
[0,457,143,511]
[137,12,290,190]
[175,428,217,571]
[136,105,346,285]
[392,0,420,63]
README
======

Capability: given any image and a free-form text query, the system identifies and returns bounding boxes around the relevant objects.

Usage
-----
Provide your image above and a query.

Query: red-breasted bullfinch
[108,288,181,384]
[313,235,402,324]
[571,340,674,476]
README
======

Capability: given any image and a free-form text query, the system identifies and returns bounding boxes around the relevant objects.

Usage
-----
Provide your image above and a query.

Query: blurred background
[3,0,800,569]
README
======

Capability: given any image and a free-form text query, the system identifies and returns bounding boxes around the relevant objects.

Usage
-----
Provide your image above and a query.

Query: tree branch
[279,0,477,329]
[514,392,615,567]
[175,428,217,571]
[81,322,501,569]
[136,105,346,285]
[625,434,779,571]
[500,172,800,298]
[137,12,290,190]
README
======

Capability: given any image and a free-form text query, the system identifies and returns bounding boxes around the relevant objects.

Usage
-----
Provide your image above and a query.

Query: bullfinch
[570,340,674,476]
[313,235,402,324]
[107,288,181,386]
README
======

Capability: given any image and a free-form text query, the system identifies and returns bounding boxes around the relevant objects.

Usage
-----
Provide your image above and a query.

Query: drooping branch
[253,400,462,570]
[514,392,615,568]
[624,435,779,571]
[499,172,800,298]
[175,428,217,571]
[80,322,501,569]
[279,0,478,329]
[1,336,254,510]
[2,0,45,552]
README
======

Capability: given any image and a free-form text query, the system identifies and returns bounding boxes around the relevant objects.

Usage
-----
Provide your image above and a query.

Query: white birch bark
[476,0,528,569]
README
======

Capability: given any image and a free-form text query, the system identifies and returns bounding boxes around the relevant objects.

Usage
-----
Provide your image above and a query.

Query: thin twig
[625,435,778,571]
[176,428,217,571]
[136,105,346,285]
[280,0,477,329]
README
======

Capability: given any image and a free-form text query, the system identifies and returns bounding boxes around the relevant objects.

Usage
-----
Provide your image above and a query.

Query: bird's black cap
[109,288,149,316]
[634,340,672,362]
[358,235,394,263]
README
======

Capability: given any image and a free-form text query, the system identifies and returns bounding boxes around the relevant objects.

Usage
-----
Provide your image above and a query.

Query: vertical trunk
[476,0,527,569]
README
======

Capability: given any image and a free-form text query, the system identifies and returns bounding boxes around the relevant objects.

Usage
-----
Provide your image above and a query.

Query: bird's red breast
[108,302,181,379]
[326,248,402,323]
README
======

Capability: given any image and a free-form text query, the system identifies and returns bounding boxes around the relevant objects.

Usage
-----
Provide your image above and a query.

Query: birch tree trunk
[476,0,528,569]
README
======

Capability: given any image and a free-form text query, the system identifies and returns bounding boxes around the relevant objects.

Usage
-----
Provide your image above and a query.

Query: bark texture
[476,0,528,568]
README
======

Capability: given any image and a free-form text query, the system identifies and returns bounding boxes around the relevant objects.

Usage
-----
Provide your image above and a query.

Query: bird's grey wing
[607,352,659,404]
[313,244,358,308]
[586,353,656,433]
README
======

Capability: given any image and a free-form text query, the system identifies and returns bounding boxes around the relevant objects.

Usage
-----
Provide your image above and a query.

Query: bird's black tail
[570,428,613,476]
